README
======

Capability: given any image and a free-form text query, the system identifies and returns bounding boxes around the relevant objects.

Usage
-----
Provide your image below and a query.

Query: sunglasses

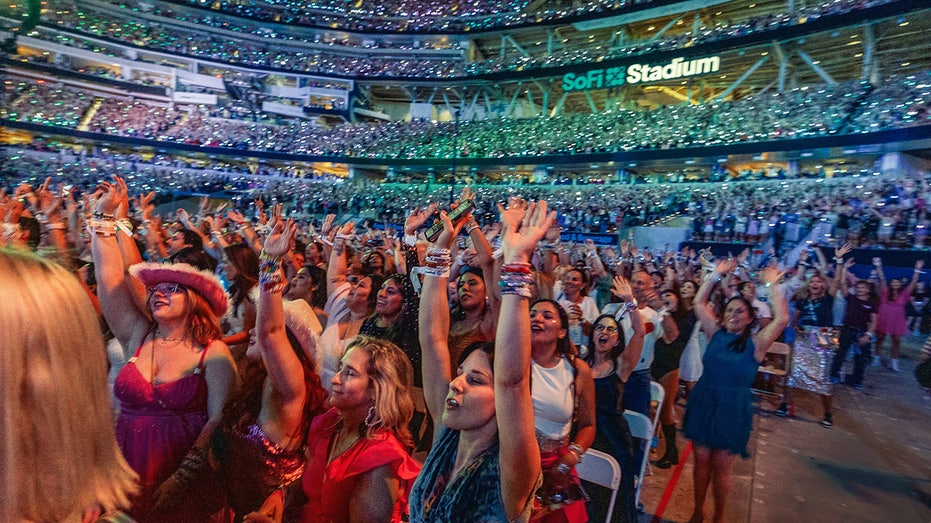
[148,283,186,297]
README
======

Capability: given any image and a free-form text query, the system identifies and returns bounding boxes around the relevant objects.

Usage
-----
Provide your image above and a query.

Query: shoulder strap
[197,342,211,369]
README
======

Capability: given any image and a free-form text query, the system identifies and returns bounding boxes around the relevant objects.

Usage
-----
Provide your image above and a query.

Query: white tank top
[531,357,575,440]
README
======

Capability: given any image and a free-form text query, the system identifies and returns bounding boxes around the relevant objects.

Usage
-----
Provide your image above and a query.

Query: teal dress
[682,330,759,457]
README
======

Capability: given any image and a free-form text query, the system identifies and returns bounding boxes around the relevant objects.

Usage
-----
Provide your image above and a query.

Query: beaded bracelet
[499,270,533,297]
[422,247,452,278]
[259,250,286,292]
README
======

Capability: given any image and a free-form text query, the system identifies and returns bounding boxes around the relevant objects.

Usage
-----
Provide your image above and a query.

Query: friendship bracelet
[116,218,134,237]
[89,219,117,237]
[499,270,533,297]
[501,262,532,274]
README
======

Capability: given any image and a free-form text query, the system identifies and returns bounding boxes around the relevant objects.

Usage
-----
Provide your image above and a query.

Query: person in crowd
[683,259,788,523]
[359,273,422,386]
[617,269,679,478]
[410,198,548,522]
[318,220,385,389]
[584,290,643,522]
[777,269,839,426]
[527,297,596,522]
[873,257,925,371]
[90,176,237,521]
[0,248,139,523]
[829,260,878,390]
[285,264,329,328]
[212,215,328,521]
[249,335,420,523]
[651,287,698,469]
[221,243,260,353]
[556,267,600,348]
[677,279,707,392]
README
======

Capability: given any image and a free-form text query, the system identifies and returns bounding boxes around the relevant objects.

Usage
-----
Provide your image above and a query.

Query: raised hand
[498,197,555,264]
[95,176,127,216]
[758,264,785,287]
[404,203,438,235]
[139,191,155,220]
[610,275,633,301]
[264,218,297,258]
[320,214,336,237]
[714,257,739,275]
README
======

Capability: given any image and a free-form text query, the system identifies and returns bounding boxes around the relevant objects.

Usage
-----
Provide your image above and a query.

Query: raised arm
[496,198,551,521]
[905,259,925,297]
[326,220,355,297]
[611,275,645,382]
[694,258,738,338]
[257,215,311,447]
[752,265,789,361]
[91,177,150,351]
[418,210,468,432]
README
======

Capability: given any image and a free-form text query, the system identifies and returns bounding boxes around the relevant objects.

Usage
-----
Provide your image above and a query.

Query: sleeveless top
[113,340,211,521]
[531,358,575,441]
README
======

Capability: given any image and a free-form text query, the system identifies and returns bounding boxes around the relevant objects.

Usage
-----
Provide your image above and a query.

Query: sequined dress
[222,415,307,520]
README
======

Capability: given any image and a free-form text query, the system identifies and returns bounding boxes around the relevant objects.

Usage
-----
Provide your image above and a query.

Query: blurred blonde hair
[346,336,415,448]
[0,249,137,522]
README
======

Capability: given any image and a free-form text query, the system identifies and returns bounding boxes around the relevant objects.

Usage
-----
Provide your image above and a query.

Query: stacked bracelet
[89,218,117,237]
[499,263,533,297]
[422,247,452,278]
[259,250,286,292]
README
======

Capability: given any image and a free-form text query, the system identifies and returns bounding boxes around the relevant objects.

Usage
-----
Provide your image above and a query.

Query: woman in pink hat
[90,177,237,521]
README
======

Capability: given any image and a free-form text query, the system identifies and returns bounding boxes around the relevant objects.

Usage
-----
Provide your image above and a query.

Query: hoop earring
[364,405,381,428]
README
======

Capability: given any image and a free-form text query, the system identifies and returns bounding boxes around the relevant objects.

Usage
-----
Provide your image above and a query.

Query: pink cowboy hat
[129,262,229,317]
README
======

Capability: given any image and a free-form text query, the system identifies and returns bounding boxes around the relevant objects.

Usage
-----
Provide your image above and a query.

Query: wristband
[568,443,585,462]
[403,233,418,247]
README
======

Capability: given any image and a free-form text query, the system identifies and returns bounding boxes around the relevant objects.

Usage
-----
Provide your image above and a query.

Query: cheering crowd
[4,71,930,159]
[3,170,930,522]
[32,0,901,79]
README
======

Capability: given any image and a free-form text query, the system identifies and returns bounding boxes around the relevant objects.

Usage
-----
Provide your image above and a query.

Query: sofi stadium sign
[562,55,721,91]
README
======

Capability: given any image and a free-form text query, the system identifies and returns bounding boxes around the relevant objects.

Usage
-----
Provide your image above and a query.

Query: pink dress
[114,342,216,522]
[877,289,911,336]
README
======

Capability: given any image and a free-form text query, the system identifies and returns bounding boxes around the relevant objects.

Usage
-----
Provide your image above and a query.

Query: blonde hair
[0,249,138,522]
[346,336,415,448]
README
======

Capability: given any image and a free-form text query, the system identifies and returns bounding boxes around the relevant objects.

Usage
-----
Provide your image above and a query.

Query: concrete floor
[626,334,931,523]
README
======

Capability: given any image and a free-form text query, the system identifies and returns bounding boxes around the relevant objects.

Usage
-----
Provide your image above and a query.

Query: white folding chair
[623,409,652,510]
[575,448,621,523]
[649,380,665,436]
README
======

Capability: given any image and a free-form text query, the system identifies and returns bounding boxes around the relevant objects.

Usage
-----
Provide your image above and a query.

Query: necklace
[150,329,191,384]
[328,422,362,466]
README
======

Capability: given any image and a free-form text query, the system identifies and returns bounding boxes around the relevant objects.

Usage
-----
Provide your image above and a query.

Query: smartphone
[425,199,475,242]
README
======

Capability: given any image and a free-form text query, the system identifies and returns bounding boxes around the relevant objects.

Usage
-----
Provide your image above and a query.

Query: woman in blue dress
[683,259,788,523]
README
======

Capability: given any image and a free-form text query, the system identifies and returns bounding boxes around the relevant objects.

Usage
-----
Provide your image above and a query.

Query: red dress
[299,408,421,523]
[114,343,217,522]
[877,289,911,336]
